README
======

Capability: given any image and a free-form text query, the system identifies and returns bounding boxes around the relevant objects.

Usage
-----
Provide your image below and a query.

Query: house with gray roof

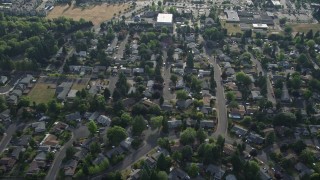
[65,112,81,122]
[56,82,72,101]
[169,168,190,180]
[0,76,8,85]
[96,115,111,126]
[200,120,215,129]
[231,125,248,137]
[31,122,46,133]
[206,164,225,180]
[168,120,182,129]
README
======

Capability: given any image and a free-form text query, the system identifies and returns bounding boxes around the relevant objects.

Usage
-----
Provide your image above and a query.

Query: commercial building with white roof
[155,13,173,28]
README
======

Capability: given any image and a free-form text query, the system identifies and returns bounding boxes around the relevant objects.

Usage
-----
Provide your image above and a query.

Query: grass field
[28,83,56,104]
[47,3,129,26]
[221,21,242,35]
[289,23,320,33]
[72,78,90,91]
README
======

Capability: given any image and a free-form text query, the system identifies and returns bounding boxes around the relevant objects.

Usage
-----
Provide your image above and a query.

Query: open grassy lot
[221,21,242,35]
[47,3,129,26]
[289,23,320,33]
[28,83,56,104]
[71,78,90,91]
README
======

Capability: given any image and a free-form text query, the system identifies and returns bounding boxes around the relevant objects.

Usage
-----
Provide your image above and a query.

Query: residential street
[248,48,276,105]
[204,50,228,137]
[162,50,176,101]
[91,128,160,180]
[0,124,17,153]
[45,125,89,180]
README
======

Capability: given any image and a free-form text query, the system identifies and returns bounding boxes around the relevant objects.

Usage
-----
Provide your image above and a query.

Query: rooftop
[157,13,173,23]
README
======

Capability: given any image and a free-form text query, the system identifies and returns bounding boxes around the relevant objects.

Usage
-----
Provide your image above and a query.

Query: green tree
[186,53,194,68]
[103,88,111,100]
[157,153,168,171]
[266,132,276,145]
[226,91,236,101]
[180,128,196,145]
[157,171,168,180]
[107,126,127,146]
[236,72,252,86]
[176,90,189,100]
[244,161,260,180]
[157,137,171,151]
[150,116,163,129]
[0,96,7,112]
[66,147,76,161]
[46,152,54,162]
[188,163,199,177]
[87,120,98,136]
[170,74,178,85]
[132,116,146,136]
[196,128,207,143]
[181,145,193,160]
[300,149,315,165]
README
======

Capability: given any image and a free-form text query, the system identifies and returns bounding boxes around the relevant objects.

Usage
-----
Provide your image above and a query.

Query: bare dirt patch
[47,3,129,26]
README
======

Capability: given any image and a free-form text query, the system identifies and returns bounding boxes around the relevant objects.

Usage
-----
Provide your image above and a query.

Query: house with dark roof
[0,157,16,173]
[96,115,111,126]
[31,122,46,133]
[176,99,193,110]
[128,169,142,180]
[169,168,190,180]
[168,120,182,129]
[26,160,46,175]
[105,146,125,159]
[11,146,23,160]
[18,135,31,147]
[200,120,215,129]
[0,109,11,122]
[247,132,265,145]
[65,112,81,122]
[294,162,314,177]
[93,153,107,166]
[64,159,78,177]
[231,125,248,137]
[56,82,72,101]
[206,164,225,180]
[0,76,8,85]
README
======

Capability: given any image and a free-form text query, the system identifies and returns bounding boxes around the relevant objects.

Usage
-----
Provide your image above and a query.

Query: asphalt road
[58,48,75,74]
[249,48,276,105]
[207,54,228,137]
[45,125,89,180]
[0,124,17,153]
[107,35,128,94]
[162,50,176,101]
[91,128,160,180]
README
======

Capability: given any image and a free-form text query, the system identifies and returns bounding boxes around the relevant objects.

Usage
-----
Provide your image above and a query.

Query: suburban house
[56,82,73,101]
[96,115,111,126]
[168,120,182,129]
[31,122,46,133]
[206,164,225,180]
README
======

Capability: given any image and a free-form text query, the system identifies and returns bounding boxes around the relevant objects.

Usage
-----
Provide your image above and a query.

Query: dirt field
[47,3,129,26]
[289,23,320,33]
[28,83,56,104]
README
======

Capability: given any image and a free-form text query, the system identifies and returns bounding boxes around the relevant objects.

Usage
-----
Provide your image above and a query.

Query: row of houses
[6,74,34,105]
[231,125,265,145]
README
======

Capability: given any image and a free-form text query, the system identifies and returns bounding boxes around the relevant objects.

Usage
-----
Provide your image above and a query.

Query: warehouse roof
[157,13,173,23]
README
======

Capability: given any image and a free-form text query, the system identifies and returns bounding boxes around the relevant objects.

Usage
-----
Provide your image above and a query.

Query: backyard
[28,83,56,104]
